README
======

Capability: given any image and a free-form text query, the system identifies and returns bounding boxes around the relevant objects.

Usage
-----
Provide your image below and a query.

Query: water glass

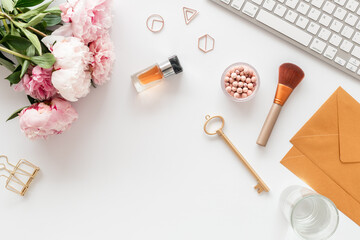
[280,186,339,240]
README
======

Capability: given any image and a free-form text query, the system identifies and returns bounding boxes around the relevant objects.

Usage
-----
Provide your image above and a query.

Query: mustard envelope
[281,87,360,226]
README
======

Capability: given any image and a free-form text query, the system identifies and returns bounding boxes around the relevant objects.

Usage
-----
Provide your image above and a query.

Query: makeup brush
[257,63,305,147]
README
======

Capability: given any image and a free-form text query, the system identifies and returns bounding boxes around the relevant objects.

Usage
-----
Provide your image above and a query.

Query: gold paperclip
[204,115,270,194]
[0,155,39,196]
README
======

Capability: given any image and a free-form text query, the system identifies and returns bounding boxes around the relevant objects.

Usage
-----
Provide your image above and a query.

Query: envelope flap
[338,87,360,163]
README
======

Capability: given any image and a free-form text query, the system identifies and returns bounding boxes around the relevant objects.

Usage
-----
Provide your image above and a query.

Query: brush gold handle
[257,103,282,147]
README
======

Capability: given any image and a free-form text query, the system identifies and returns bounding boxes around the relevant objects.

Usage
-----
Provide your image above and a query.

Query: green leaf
[43,14,61,27]
[20,45,35,78]
[10,23,21,36]
[22,13,48,27]
[15,0,46,8]
[20,28,42,55]
[0,51,15,71]
[0,35,32,51]
[27,95,38,104]
[6,106,28,122]
[30,53,55,69]
[15,1,52,20]
[44,7,61,15]
[5,65,22,84]
[2,0,14,12]
[20,60,29,77]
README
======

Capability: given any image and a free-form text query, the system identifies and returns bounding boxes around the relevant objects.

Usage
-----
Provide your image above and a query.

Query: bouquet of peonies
[0,0,114,139]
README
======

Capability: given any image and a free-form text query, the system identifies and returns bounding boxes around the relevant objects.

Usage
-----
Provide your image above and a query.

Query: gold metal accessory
[0,155,39,196]
[198,34,215,53]
[146,14,164,33]
[204,115,270,194]
[183,7,198,25]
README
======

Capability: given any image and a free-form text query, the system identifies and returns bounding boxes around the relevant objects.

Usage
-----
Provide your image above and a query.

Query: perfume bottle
[132,55,183,93]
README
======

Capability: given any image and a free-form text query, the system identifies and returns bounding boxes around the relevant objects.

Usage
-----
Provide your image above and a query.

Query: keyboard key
[352,46,360,58]
[330,20,343,32]
[345,13,358,26]
[286,0,299,8]
[231,0,245,10]
[324,46,337,59]
[356,21,360,30]
[346,62,357,72]
[334,0,346,6]
[285,10,298,22]
[297,2,310,14]
[353,32,360,44]
[221,0,231,4]
[307,22,320,34]
[242,2,259,17]
[345,0,359,12]
[340,39,353,52]
[296,16,309,28]
[310,38,326,53]
[311,0,324,8]
[319,28,331,40]
[329,34,343,46]
[263,0,276,11]
[349,57,360,67]
[319,14,332,26]
[274,4,287,16]
[256,9,313,46]
[341,26,354,38]
[334,7,347,20]
[252,0,263,5]
[323,1,336,14]
[308,8,321,20]
[277,0,285,3]
[335,56,346,66]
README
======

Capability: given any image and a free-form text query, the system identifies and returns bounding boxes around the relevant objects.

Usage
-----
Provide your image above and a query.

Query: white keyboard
[211,0,360,80]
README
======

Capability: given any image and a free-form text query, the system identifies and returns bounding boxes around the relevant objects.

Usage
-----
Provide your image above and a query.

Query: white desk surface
[0,0,359,239]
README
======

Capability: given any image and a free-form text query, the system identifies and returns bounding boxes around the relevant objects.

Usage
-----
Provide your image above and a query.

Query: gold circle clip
[204,115,225,135]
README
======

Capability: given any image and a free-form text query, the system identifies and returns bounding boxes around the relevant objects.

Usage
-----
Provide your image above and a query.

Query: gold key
[204,115,270,194]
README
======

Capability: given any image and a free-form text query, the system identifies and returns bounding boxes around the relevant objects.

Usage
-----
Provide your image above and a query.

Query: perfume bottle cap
[169,55,183,74]
[159,55,183,78]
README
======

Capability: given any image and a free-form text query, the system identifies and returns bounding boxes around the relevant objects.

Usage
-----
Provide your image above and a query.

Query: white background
[0,0,359,239]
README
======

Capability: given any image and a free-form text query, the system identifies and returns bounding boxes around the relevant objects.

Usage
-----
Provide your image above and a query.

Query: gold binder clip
[0,155,39,196]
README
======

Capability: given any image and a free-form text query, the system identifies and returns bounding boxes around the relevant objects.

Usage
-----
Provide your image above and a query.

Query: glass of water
[280,186,339,240]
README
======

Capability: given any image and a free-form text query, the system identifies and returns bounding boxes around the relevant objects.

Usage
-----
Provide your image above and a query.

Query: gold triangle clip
[183,7,199,25]
[0,155,39,196]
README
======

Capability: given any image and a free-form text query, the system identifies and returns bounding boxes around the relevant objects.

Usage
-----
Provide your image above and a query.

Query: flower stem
[28,26,47,38]
[0,12,47,37]
[0,10,10,33]
[0,46,31,60]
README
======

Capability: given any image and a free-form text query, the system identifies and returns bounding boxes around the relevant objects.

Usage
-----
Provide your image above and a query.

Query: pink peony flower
[42,35,94,102]
[14,66,57,101]
[60,0,112,44]
[19,98,78,140]
[89,33,115,85]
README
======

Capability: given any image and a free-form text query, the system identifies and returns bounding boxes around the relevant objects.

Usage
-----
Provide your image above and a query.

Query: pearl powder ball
[223,64,258,100]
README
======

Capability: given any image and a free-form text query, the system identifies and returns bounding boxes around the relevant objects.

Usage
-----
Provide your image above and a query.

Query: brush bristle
[279,63,304,89]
